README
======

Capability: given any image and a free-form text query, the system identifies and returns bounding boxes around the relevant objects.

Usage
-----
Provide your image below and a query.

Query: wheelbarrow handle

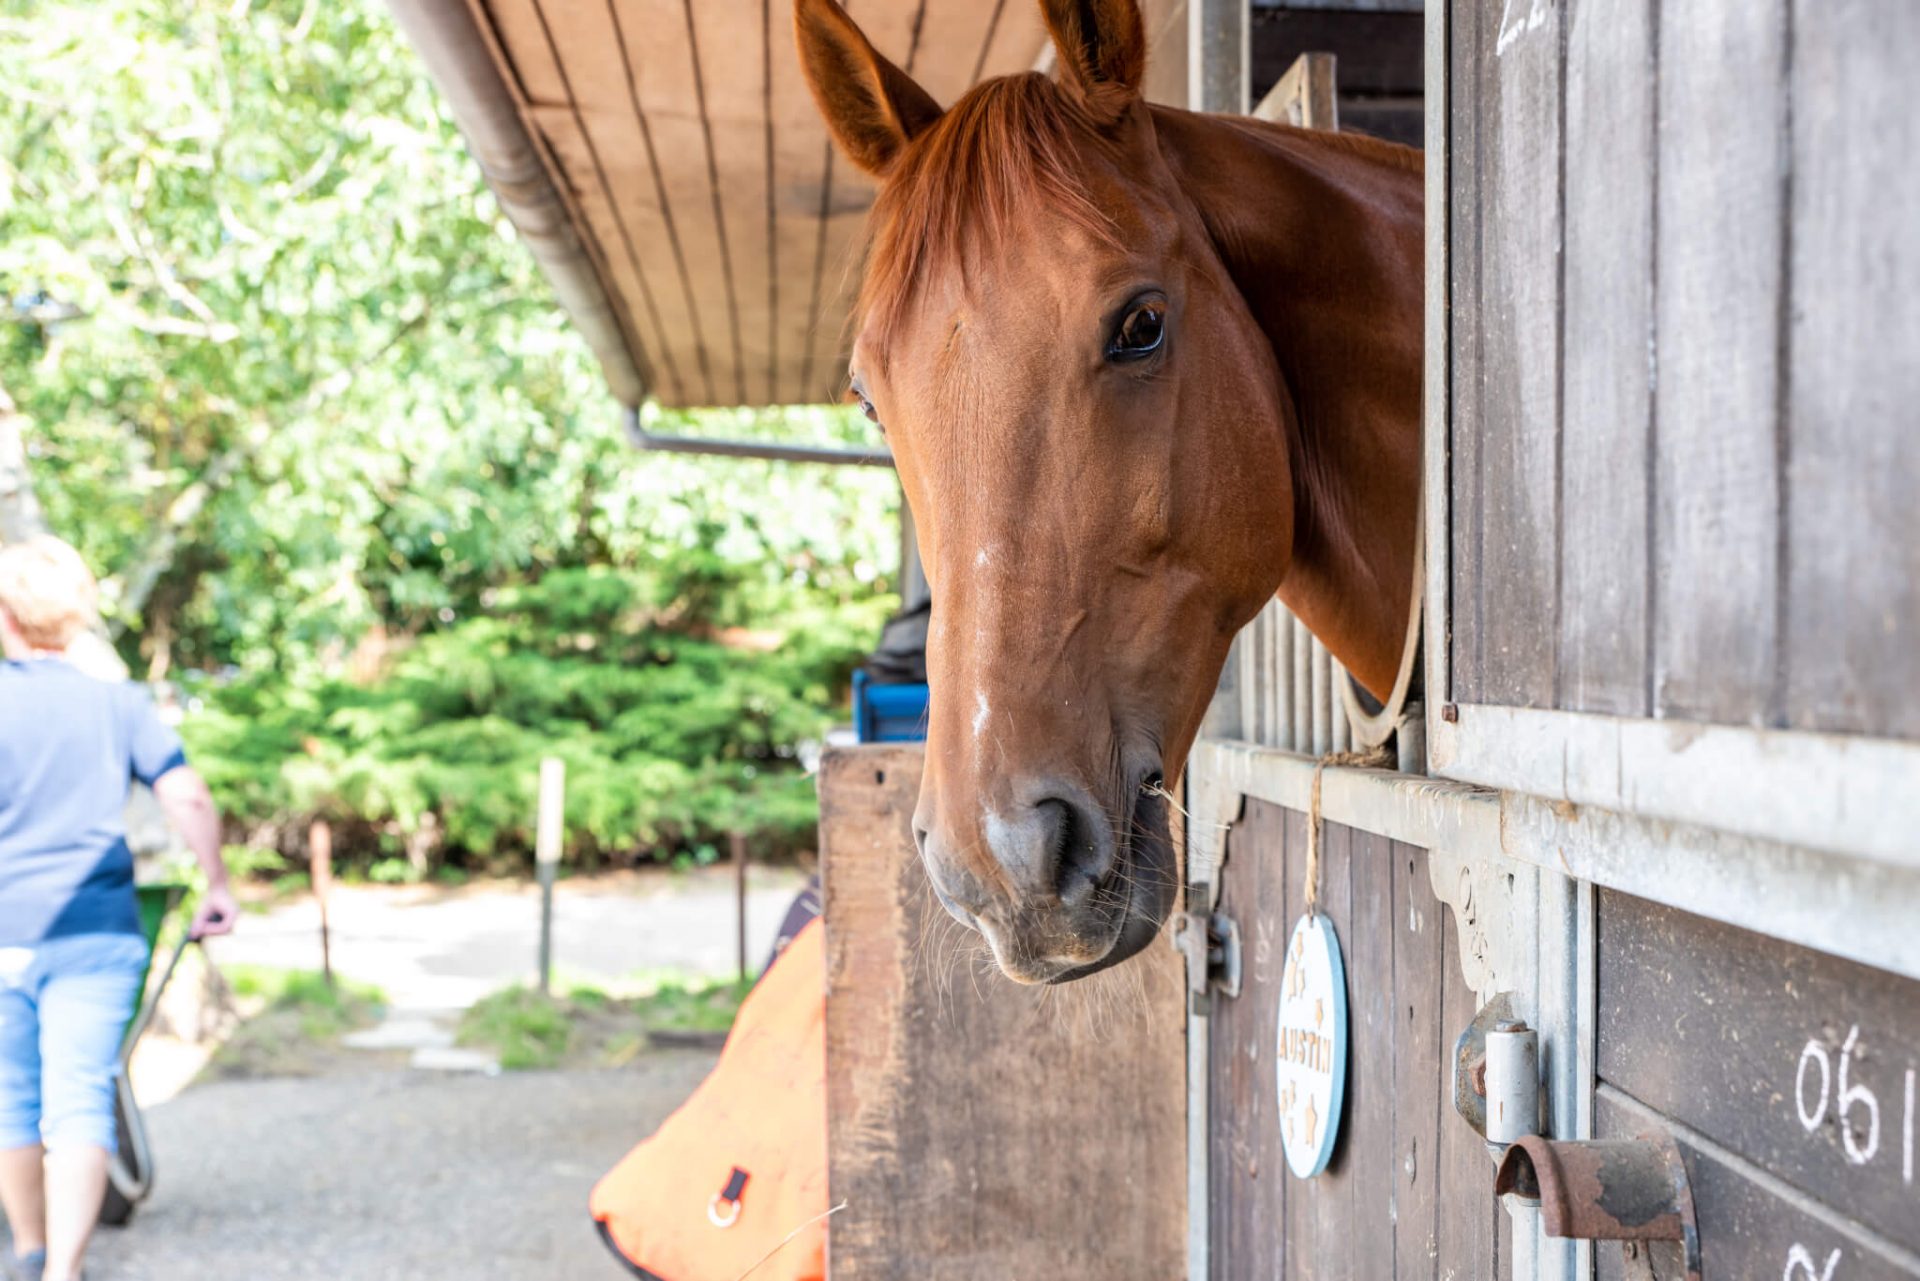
[118,930,201,1068]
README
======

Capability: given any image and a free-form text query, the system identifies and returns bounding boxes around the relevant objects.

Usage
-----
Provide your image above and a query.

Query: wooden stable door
[1206,804,1505,1280]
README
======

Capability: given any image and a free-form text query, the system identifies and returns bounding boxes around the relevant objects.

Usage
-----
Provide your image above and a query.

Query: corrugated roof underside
[472,0,1048,408]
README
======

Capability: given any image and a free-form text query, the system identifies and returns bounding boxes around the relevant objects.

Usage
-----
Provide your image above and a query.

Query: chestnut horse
[796,0,1422,983]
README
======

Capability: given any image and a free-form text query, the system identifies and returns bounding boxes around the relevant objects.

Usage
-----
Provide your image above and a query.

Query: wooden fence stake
[310,818,333,987]
[732,830,748,982]
[536,757,566,996]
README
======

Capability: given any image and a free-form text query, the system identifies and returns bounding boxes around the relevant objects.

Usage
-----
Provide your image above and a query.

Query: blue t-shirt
[0,659,186,945]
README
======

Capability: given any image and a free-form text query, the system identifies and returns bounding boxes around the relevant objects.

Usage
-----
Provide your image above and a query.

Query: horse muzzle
[915,771,1178,984]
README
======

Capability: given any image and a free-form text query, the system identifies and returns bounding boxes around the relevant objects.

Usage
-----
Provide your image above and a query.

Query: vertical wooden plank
[1446,0,1484,705]
[1392,841,1441,1279]
[1434,909,1499,1277]
[1292,616,1314,749]
[1558,0,1653,715]
[1651,0,1787,725]
[1347,830,1397,1281]
[1241,605,1270,746]
[1473,0,1562,708]
[1785,0,1920,739]
[1311,638,1333,755]
[1309,820,1354,1272]
[1280,807,1312,1276]
[1273,605,1295,751]
[821,745,1187,1279]
[1330,658,1352,754]
[1210,800,1290,1281]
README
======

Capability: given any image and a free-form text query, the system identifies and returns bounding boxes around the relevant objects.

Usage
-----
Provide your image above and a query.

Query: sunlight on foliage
[1,0,900,871]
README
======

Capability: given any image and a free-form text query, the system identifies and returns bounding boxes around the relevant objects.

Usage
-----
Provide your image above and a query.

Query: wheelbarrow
[99,883,194,1228]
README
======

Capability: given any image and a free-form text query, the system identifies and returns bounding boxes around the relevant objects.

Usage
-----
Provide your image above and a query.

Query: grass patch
[458,973,755,1071]
[457,987,575,1070]
[207,965,387,1079]
[630,975,754,1035]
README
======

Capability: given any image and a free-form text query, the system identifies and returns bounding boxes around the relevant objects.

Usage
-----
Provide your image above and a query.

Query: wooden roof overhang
[390,0,1056,411]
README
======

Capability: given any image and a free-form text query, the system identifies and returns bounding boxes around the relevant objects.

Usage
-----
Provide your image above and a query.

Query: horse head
[796,0,1417,983]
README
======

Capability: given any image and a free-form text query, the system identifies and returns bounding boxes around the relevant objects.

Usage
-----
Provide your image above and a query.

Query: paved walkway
[208,865,809,1009]
[85,1055,717,1280]
[124,866,812,1082]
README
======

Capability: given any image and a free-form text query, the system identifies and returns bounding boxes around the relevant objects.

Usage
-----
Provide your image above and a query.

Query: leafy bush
[181,557,892,874]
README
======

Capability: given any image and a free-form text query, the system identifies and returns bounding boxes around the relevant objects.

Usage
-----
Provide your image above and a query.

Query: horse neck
[1150,105,1424,699]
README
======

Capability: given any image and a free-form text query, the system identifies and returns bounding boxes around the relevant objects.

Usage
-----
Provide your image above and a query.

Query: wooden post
[309,818,333,987]
[1188,0,1249,115]
[820,745,1186,1277]
[731,830,748,982]
[535,756,565,996]
[1252,52,1341,130]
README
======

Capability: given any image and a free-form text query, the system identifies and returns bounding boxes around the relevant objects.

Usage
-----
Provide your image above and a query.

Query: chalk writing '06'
[1793,1024,1918,1180]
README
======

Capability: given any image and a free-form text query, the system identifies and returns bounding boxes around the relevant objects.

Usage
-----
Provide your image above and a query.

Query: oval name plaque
[1275,911,1349,1179]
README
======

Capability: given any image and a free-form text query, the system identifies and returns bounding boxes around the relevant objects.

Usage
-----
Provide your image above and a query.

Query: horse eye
[850,380,881,426]
[1108,300,1167,362]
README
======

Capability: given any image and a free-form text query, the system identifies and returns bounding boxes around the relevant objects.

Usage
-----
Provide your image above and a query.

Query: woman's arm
[153,766,237,936]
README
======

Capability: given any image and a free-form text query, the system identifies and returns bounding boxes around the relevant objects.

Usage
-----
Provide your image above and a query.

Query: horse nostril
[1038,796,1111,908]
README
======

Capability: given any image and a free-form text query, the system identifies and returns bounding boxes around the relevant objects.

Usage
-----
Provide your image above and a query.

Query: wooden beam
[818,744,1186,1279]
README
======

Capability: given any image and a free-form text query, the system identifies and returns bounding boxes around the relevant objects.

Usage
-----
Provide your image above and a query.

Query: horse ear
[1039,0,1146,121]
[794,0,943,177]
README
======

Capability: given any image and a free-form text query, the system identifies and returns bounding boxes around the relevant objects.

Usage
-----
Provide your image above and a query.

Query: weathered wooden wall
[818,744,1187,1281]
[1448,0,1920,739]
[1209,801,1507,1279]
[1595,891,1920,1279]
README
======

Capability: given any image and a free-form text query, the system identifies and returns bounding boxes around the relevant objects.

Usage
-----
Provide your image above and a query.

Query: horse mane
[853,73,1421,370]
[858,73,1126,365]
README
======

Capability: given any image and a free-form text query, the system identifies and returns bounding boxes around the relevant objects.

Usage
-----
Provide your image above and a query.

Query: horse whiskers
[1141,779,1230,833]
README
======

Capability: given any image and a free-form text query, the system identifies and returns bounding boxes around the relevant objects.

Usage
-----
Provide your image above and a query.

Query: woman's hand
[191,884,239,939]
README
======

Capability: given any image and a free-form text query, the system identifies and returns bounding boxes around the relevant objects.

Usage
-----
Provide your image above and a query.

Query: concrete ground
[118,865,810,1094]
[20,868,809,1278]
[84,1055,717,1280]
[208,864,811,1009]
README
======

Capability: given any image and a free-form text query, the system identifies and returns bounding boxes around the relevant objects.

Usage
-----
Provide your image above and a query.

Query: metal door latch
[1495,1132,1702,1281]
[1453,997,1703,1281]
[1452,993,1539,1156]
[1171,891,1241,1013]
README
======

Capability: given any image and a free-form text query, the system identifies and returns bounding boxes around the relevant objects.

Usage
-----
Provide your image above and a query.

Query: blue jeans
[0,933,147,1154]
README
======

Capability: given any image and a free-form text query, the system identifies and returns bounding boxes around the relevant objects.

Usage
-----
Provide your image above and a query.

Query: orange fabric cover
[590,918,828,1281]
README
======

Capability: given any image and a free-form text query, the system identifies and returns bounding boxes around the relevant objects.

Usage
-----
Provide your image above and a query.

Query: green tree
[0,0,897,869]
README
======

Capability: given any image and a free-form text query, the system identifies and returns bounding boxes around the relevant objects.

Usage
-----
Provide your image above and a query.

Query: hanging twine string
[731,1200,849,1281]
[1304,745,1396,916]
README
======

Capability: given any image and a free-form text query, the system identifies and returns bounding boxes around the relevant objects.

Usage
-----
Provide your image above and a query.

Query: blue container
[853,669,930,743]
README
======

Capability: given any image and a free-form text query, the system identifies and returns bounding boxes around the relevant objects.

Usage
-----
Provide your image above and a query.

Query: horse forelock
[856,73,1129,368]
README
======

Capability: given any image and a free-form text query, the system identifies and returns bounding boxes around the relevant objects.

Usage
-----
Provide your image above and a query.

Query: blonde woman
[0,537,235,1281]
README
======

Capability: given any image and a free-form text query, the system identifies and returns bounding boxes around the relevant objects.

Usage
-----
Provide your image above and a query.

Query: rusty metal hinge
[1171,894,1241,1015]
